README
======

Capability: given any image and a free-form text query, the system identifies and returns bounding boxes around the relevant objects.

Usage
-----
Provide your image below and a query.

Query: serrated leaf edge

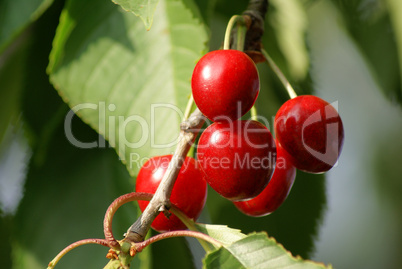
[204,232,332,269]
[110,0,160,30]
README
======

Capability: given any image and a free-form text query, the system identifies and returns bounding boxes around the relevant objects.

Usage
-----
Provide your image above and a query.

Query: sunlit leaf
[195,223,246,246]
[48,0,208,176]
[111,0,159,30]
[203,233,331,269]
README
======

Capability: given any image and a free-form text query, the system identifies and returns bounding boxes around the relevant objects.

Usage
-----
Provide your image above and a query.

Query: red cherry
[197,120,276,201]
[234,141,296,216]
[274,95,344,173]
[191,50,259,122]
[135,155,207,232]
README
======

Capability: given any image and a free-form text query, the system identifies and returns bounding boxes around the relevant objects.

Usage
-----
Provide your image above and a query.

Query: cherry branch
[123,108,205,244]
[242,0,268,52]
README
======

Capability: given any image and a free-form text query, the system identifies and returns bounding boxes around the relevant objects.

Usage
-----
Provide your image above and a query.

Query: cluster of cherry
[136,49,344,232]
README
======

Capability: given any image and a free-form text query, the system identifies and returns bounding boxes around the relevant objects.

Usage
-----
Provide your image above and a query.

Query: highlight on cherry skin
[274,95,344,174]
[234,141,296,217]
[191,49,260,122]
[135,155,208,232]
[197,120,276,202]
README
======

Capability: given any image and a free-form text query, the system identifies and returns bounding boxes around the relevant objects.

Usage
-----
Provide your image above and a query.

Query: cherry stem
[251,105,258,121]
[235,21,247,51]
[47,239,109,269]
[184,90,197,158]
[135,230,222,253]
[104,192,153,248]
[261,49,297,99]
[224,15,247,50]
[183,94,195,120]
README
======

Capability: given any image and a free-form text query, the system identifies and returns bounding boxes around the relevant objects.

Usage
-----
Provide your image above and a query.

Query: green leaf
[111,0,160,30]
[48,0,208,177]
[214,0,247,19]
[0,34,30,146]
[203,233,331,269]
[18,0,66,154]
[0,0,54,52]
[0,214,12,269]
[7,8,143,265]
[195,223,246,246]
[193,0,218,25]
[12,118,140,269]
[330,0,402,104]
[269,0,309,80]
[149,230,197,269]
[385,0,402,102]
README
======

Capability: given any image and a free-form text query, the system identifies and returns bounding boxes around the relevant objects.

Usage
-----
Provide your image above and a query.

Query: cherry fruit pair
[235,96,345,216]
[192,50,277,201]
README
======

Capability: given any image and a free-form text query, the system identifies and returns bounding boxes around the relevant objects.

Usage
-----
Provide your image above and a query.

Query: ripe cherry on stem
[191,50,259,122]
[136,155,207,232]
[274,95,344,173]
[197,120,276,201]
[234,141,296,216]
